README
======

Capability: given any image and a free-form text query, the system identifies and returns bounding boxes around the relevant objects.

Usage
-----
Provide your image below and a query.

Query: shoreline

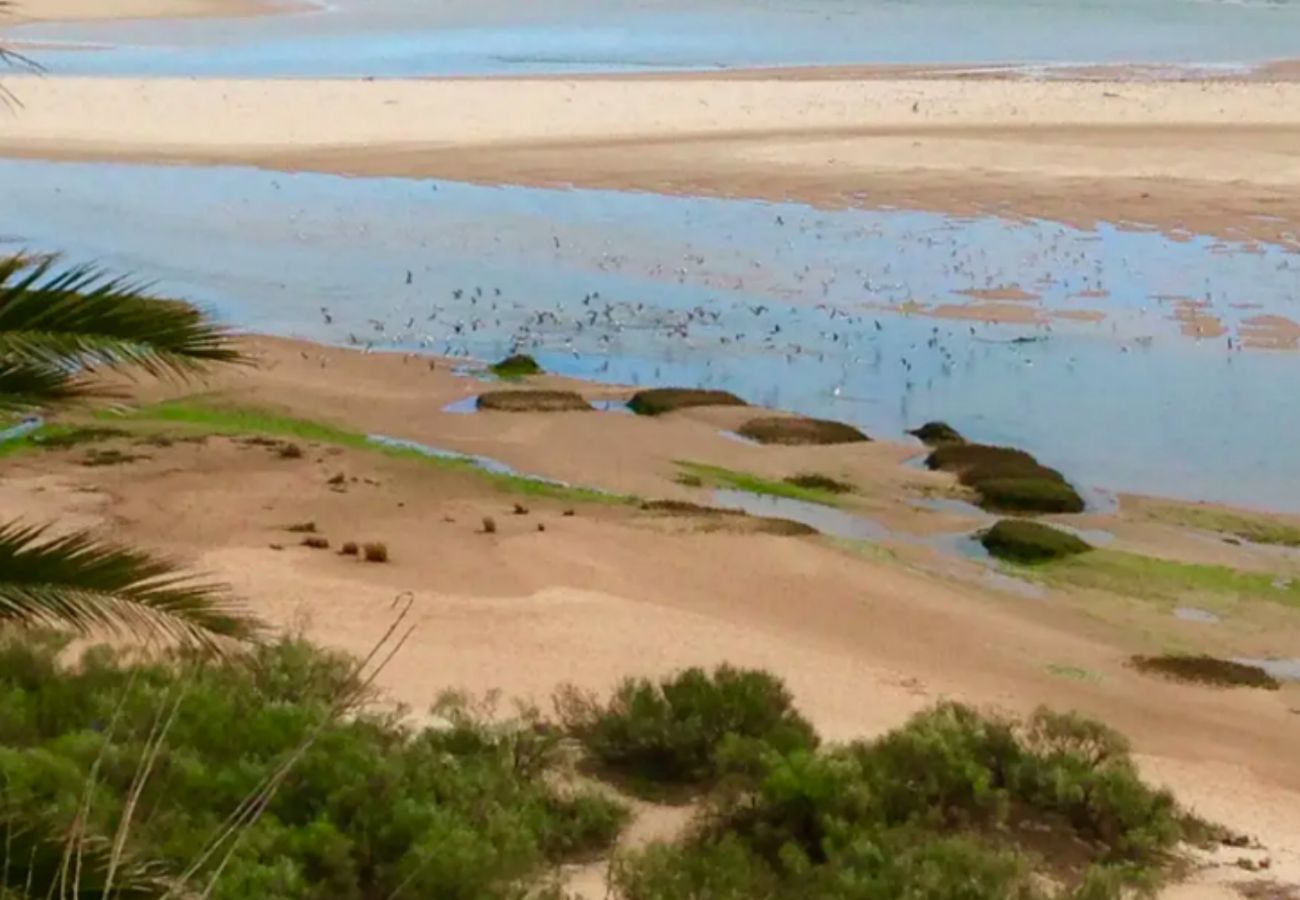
[1,74,1297,249]
[4,331,1300,897]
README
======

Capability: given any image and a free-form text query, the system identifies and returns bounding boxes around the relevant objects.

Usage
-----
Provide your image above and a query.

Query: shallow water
[9,0,1300,76]
[4,158,1300,511]
[711,489,892,541]
[1173,606,1221,623]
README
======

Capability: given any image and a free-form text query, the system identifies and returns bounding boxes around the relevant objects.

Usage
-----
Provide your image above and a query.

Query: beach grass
[88,399,633,505]
[1012,548,1300,610]
[676,461,843,506]
[1140,502,1300,548]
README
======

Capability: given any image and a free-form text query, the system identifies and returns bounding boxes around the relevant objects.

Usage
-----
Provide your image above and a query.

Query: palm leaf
[0,359,108,413]
[0,521,259,650]
[0,808,176,900]
[0,255,244,385]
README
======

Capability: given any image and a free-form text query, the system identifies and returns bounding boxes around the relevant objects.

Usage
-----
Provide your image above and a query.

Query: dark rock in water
[476,390,591,412]
[980,519,1090,564]
[737,415,870,446]
[907,421,965,447]
[627,388,747,416]
[489,354,543,378]
[926,443,1084,514]
[1131,654,1280,690]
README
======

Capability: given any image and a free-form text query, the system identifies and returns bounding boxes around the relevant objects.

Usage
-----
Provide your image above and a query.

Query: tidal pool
[3,158,1299,510]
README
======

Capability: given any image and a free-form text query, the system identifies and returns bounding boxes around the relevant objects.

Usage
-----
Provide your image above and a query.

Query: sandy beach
[2,335,1298,897]
[3,0,1300,891]
[1,74,1298,246]
[2,0,282,26]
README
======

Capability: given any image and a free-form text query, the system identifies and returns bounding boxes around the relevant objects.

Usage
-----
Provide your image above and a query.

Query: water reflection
[4,159,1299,510]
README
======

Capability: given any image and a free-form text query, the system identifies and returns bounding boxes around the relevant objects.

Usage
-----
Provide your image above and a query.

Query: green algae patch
[676,461,843,506]
[1131,654,1280,690]
[627,388,747,416]
[980,519,1092,564]
[476,390,591,412]
[1015,548,1300,610]
[1140,502,1300,548]
[98,400,633,505]
[736,415,869,446]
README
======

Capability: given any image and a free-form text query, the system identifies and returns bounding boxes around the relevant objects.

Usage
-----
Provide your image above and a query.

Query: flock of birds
[294,202,1294,408]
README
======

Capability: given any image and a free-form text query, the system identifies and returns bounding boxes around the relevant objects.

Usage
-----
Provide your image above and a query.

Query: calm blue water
[3,158,1298,511]
[6,0,1300,77]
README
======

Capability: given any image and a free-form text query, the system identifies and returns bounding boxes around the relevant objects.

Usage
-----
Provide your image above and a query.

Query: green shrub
[0,635,626,900]
[627,388,747,416]
[736,416,870,446]
[556,666,818,789]
[981,519,1092,563]
[489,353,543,378]
[613,701,1187,900]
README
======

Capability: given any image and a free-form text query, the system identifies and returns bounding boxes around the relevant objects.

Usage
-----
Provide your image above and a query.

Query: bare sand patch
[1,75,1298,247]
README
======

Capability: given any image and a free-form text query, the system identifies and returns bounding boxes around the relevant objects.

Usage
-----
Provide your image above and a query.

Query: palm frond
[0,359,108,412]
[0,809,174,900]
[0,521,260,650]
[0,255,244,382]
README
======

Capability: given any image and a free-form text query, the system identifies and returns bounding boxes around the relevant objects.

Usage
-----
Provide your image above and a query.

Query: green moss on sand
[677,461,843,506]
[1141,502,1300,548]
[1015,548,1300,610]
[99,400,631,505]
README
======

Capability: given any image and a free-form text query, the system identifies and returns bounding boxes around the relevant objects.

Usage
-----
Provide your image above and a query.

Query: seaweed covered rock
[476,390,591,412]
[980,519,1091,564]
[908,421,965,447]
[926,443,1084,514]
[489,353,543,378]
[737,416,870,446]
[627,388,747,417]
[1131,655,1280,690]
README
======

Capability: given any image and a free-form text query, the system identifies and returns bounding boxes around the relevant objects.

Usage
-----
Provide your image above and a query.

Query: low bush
[556,666,818,790]
[736,416,869,446]
[981,519,1092,563]
[476,389,592,412]
[627,388,747,416]
[362,541,389,563]
[613,701,1187,900]
[0,635,627,900]
[489,353,543,378]
[908,421,965,446]
[1131,654,1280,690]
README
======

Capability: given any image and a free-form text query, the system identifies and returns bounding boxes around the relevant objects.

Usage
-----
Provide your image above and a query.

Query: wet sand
[1,74,1298,247]
[3,334,1298,899]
